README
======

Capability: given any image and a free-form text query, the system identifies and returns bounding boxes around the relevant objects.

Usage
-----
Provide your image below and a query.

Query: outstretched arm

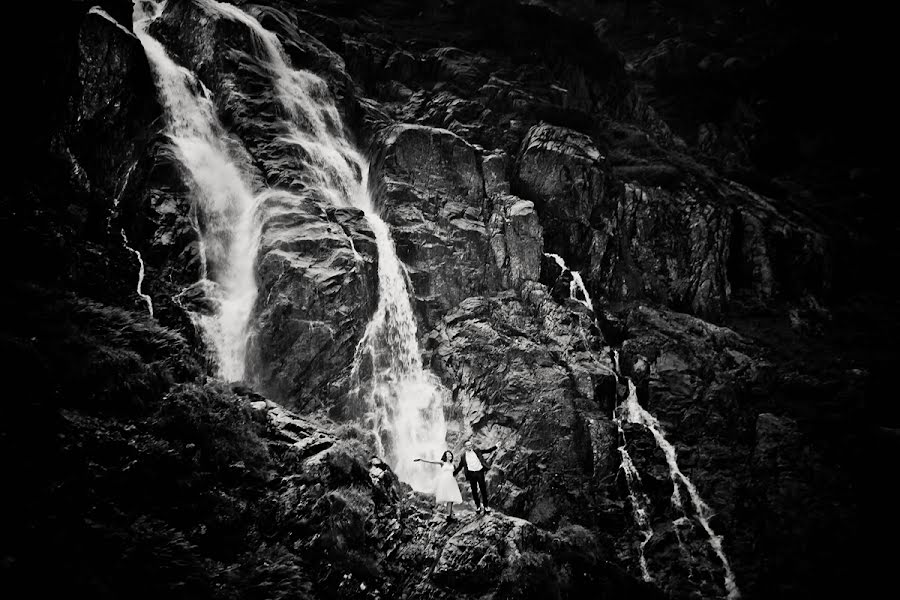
[453,455,466,476]
[414,458,442,465]
[479,445,499,454]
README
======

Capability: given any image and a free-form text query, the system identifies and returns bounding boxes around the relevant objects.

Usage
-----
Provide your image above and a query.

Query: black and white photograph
[1,0,888,598]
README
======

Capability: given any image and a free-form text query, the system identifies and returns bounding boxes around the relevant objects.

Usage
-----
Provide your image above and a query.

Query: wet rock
[488,194,543,289]
[249,194,378,406]
[373,123,502,327]
[516,122,830,316]
[424,287,619,530]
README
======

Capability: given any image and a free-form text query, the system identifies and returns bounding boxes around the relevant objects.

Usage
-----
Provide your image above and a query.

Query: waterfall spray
[205,0,447,490]
[134,1,261,381]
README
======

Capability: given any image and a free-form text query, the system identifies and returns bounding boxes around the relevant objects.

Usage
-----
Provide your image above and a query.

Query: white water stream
[542,249,740,597]
[196,0,448,491]
[545,252,593,311]
[619,378,740,599]
[134,1,261,381]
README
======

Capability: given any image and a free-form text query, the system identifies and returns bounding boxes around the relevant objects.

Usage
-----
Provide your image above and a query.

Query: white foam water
[619,378,740,599]
[611,350,654,581]
[618,438,654,581]
[203,0,447,491]
[134,0,261,381]
[545,252,593,312]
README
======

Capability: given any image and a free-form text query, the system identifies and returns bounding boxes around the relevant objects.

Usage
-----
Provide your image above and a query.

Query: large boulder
[249,197,378,407]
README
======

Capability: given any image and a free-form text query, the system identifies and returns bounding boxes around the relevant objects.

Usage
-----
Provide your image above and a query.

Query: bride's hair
[441,450,454,462]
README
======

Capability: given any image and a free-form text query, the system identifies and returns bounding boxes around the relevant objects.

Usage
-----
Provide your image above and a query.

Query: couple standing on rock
[415,439,498,520]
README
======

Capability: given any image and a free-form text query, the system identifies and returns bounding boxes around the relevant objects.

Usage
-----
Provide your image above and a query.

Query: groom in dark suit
[454,439,498,514]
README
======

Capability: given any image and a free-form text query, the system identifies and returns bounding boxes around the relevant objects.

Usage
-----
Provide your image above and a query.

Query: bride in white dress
[414,451,463,520]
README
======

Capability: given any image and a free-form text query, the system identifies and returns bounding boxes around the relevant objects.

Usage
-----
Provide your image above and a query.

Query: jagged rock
[514,123,608,270]
[423,287,619,531]
[373,123,503,327]
[488,194,543,289]
[249,194,378,406]
[516,122,830,316]
[7,1,872,599]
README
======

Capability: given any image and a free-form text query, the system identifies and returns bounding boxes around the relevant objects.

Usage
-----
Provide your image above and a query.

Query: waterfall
[618,442,654,581]
[134,1,261,381]
[619,379,740,599]
[349,213,449,491]
[612,349,740,597]
[612,350,654,581]
[107,158,152,316]
[545,252,593,311]
[205,0,447,491]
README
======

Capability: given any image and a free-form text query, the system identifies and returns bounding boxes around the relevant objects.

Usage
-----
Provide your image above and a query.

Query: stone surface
[373,123,503,328]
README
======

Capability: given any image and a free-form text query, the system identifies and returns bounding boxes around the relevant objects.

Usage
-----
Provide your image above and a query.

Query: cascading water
[204,0,447,491]
[612,353,654,582]
[544,246,741,597]
[618,377,740,599]
[134,1,261,381]
[109,159,153,316]
[348,214,449,491]
[545,252,593,311]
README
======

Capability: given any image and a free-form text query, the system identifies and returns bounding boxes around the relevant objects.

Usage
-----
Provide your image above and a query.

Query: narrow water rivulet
[546,253,740,598]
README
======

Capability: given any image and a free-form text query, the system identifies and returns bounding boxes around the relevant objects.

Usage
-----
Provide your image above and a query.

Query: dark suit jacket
[454,446,497,478]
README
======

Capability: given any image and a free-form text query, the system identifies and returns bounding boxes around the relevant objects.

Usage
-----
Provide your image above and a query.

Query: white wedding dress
[434,461,463,503]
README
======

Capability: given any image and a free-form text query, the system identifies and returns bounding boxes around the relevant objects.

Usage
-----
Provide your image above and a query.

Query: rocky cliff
[1,0,886,598]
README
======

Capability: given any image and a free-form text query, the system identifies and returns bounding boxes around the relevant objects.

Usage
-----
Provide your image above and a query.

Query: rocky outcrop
[424,287,620,530]
[255,397,663,600]
[373,123,503,328]
[249,199,378,406]
[515,122,830,316]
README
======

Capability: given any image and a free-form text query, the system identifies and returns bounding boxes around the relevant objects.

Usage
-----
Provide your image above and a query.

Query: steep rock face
[424,288,621,531]
[146,1,380,402]
[515,122,830,316]
[71,8,159,203]
[249,200,378,407]
[488,193,543,289]
[9,1,871,599]
[373,123,503,328]
[617,304,861,597]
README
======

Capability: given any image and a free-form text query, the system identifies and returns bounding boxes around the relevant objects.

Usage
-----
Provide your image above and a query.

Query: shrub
[150,382,270,479]
[218,545,314,600]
